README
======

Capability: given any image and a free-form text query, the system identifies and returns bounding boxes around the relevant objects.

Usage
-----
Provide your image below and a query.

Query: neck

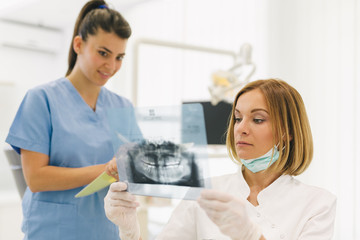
[67,70,101,111]
[242,166,281,190]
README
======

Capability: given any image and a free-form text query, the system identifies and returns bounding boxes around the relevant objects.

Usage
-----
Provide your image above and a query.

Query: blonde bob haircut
[226,79,313,176]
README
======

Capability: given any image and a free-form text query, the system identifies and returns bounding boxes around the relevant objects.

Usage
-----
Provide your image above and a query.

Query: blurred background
[0,0,359,239]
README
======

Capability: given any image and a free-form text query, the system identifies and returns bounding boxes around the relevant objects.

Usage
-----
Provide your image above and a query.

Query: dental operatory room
[0,0,359,239]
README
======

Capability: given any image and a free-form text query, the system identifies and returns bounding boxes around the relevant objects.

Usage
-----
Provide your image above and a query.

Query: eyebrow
[235,108,269,114]
[100,46,112,54]
[251,108,268,113]
[99,46,126,56]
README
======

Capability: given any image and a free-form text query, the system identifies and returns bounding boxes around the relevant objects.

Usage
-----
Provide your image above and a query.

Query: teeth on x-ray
[127,140,203,187]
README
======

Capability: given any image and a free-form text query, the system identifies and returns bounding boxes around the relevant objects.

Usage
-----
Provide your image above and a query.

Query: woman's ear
[73,35,83,54]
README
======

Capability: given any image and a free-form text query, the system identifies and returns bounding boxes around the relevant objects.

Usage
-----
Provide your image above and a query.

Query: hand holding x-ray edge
[197,189,263,240]
[105,182,141,240]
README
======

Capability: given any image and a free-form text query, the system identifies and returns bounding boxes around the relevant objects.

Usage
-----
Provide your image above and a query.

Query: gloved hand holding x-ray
[107,103,211,200]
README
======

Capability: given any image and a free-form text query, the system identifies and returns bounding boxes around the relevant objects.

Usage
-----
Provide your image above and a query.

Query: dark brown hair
[65,0,131,76]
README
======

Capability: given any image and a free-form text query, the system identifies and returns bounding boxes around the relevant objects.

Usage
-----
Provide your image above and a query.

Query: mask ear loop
[267,145,277,168]
[276,133,286,149]
[268,133,286,168]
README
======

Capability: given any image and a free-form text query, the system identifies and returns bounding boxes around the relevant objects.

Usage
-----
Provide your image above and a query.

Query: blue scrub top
[6,78,138,240]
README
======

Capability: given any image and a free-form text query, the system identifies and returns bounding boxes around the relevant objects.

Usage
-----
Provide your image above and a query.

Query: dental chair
[3,145,27,199]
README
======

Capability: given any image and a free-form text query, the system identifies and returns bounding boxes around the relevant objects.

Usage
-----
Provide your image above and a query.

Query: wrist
[119,219,141,240]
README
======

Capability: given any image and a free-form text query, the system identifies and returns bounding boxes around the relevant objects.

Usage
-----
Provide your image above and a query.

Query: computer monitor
[183,101,232,145]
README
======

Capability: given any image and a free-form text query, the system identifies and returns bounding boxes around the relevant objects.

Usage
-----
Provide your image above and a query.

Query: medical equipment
[127,140,201,186]
[108,104,211,200]
[240,145,280,173]
[132,38,255,106]
[3,145,27,198]
[209,43,256,105]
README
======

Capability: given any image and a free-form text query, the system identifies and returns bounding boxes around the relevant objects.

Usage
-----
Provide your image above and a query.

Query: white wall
[265,1,359,238]
[0,22,69,240]
[0,20,70,191]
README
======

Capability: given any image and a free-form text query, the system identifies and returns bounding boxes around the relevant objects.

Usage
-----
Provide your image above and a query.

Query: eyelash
[254,118,265,124]
[98,51,124,61]
[116,56,124,61]
[98,50,108,57]
[234,117,265,124]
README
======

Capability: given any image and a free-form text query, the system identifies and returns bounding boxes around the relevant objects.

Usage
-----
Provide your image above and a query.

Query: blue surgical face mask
[240,145,280,173]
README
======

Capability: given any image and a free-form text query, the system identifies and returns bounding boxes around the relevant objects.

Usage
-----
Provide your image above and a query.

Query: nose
[235,118,249,136]
[105,58,121,73]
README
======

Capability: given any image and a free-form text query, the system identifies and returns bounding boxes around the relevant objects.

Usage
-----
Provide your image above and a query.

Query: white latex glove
[197,189,262,240]
[104,182,141,240]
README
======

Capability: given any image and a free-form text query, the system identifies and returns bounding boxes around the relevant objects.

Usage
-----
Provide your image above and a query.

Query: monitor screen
[183,101,232,145]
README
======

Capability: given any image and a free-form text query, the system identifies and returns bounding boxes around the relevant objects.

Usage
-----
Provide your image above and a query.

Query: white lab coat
[157,168,336,240]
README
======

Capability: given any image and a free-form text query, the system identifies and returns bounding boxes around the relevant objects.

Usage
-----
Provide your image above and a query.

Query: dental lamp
[208,43,255,105]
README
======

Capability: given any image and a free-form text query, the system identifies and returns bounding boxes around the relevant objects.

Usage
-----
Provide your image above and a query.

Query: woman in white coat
[104,79,336,240]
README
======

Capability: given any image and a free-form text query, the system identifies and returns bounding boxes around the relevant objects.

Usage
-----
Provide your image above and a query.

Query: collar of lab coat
[235,166,293,207]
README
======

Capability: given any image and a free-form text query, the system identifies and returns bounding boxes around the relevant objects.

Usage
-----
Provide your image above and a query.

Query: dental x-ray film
[107,103,211,200]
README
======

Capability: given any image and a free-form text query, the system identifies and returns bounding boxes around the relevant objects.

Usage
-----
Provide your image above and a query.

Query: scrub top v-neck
[6,77,137,240]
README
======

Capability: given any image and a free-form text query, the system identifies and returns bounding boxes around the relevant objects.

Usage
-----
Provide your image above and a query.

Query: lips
[98,70,111,79]
[236,141,253,146]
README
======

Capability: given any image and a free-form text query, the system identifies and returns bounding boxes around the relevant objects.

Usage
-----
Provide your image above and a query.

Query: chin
[93,79,108,87]
[236,151,251,160]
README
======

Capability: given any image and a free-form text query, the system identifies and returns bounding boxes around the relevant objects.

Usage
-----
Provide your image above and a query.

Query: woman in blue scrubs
[5,1,135,239]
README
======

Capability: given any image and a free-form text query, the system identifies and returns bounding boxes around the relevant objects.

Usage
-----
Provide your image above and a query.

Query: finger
[105,167,111,176]
[113,174,119,181]
[197,197,227,212]
[109,165,118,174]
[110,191,137,202]
[107,169,119,180]
[197,203,224,223]
[109,182,128,192]
[108,183,138,203]
[106,193,139,211]
[200,189,233,202]
[105,166,116,176]
[108,197,139,209]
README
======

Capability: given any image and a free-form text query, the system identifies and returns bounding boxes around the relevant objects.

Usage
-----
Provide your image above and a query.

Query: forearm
[25,164,106,192]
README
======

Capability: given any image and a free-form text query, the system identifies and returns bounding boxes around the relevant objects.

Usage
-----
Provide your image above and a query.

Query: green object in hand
[75,172,117,198]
